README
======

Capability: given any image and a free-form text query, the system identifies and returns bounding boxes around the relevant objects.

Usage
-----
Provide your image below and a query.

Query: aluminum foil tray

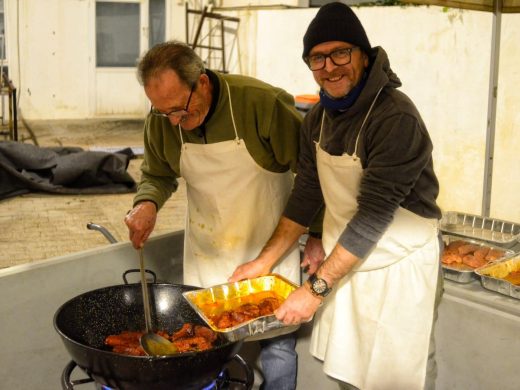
[440,211,520,247]
[182,274,299,342]
[475,254,520,299]
[441,234,514,283]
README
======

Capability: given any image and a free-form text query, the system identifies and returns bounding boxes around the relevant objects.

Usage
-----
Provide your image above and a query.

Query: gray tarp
[0,141,136,200]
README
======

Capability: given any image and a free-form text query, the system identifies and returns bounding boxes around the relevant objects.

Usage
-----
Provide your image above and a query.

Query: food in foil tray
[442,238,506,270]
[477,256,520,286]
[505,271,520,285]
[205,292,284,329]
[183,274,298,340]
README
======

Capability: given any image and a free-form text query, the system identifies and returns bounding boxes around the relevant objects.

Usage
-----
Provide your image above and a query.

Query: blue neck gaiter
[319,72,367,111]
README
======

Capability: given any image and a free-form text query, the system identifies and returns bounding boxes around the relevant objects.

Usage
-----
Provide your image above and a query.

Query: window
[309,0,373,6]
[149,0,165,49]
[0,0,5,61]
[96,2,140,67]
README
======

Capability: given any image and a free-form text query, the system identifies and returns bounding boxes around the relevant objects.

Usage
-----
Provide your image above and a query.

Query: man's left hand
[301,235,325,275]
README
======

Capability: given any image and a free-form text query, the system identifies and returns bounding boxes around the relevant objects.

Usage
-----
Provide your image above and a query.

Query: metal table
[1,231,518,389]
[435,278,520,390]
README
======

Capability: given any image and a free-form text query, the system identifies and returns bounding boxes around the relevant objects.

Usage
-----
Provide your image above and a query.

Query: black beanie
[302,2,371,59]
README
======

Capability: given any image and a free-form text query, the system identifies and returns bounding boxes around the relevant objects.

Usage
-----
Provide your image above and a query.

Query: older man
[124,41,316,390]
[230,3,443,390]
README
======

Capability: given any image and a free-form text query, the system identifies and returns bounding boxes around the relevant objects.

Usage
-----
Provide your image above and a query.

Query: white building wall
[7,0,92,118]
[5,0,188,119]
[236,6,520,224]
[3,2,520,222]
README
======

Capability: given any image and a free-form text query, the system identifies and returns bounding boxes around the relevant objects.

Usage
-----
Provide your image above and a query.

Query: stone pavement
[0,119,187,269]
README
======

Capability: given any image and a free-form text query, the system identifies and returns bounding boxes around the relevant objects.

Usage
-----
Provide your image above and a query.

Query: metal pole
[482,0,502,217]
[220,19,226,73]
[12,86,17,141]
[185,4,189,44]
[7,80,12,139]
[0,34,4,125]
[191,6,208,50]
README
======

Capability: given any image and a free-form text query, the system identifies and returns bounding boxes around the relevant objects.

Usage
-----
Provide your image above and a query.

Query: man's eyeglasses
[305,47,360,71]
[150,85,195,118]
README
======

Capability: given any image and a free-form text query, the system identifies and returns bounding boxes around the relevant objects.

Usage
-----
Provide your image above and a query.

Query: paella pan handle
[122,268,157,284]
[61,360,94,390]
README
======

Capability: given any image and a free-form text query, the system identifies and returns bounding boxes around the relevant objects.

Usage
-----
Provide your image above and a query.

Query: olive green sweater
[134,70,303,210]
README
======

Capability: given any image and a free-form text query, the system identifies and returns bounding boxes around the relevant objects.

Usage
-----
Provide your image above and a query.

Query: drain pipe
[86,222,118,244]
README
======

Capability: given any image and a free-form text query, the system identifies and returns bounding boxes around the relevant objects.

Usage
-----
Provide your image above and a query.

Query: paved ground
[0,119,187,269]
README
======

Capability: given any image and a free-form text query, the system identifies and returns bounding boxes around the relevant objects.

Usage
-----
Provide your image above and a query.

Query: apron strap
[224,80,240,144]
[353,87,383,158]
[317,110,326,145]
[178,124,186,149]
[178,80,241,148]
[317,87,384,160]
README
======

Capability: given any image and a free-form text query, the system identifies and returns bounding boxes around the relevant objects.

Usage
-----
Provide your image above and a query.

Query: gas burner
[61,355,253,390]
[99,376,217,390]
[99,379,218,390]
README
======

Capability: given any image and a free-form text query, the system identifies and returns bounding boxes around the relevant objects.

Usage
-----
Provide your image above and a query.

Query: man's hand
[275,284,322,325]
[277,242,361,325]
[228,216,307,283]
[301,235,325,275]
[228,258,272,282]
[124,201,157,249]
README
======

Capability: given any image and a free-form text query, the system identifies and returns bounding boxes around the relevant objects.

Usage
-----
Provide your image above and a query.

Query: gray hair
[137,40,205,88]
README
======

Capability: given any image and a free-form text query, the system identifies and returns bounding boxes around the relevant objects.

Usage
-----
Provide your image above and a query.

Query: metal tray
[440,211,520,247]
[441,235,514,283]
[475,254,520,299]
[182,274,299,342]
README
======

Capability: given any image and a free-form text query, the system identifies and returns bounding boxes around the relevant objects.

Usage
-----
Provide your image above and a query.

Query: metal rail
[482,0,503,218]
[186,6,239,73]
[1,72,17,141]
[86,222,118,244]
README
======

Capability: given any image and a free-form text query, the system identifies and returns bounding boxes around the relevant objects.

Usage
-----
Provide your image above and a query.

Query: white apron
[179,81,300,289]
[310,93,439,390]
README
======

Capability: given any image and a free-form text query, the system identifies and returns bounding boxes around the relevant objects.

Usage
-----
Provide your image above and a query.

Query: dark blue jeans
[259,332,298,390]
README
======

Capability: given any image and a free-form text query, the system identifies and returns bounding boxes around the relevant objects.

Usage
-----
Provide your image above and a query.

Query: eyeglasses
[305,47,360,71]
[150,85,195,118]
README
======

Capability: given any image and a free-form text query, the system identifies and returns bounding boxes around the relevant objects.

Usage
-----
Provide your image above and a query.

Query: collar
[203,69,220,124]
[319,71,367,112]
[193,69,220,139]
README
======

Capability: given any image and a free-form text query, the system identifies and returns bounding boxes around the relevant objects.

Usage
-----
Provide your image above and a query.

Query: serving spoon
[137,247,178,356]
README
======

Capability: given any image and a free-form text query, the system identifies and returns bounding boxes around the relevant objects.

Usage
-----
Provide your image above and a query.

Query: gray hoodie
[284,46,441,259]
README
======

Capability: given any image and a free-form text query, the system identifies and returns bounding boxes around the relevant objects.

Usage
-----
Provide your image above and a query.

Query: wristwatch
[307,272,331,297]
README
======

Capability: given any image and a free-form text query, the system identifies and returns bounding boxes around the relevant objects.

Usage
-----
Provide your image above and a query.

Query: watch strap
[308,273,331,297]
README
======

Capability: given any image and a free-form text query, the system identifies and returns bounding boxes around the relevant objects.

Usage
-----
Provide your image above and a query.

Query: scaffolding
[0,32,17,142]
[186,5,240,73]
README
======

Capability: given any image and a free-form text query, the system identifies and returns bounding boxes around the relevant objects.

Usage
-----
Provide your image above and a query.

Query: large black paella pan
[54,275,245,390]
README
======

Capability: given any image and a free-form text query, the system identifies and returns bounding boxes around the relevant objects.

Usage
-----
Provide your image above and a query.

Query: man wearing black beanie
[230,2,443,390]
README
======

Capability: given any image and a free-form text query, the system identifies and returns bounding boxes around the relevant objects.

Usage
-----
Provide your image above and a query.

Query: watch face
[312,278,328,294]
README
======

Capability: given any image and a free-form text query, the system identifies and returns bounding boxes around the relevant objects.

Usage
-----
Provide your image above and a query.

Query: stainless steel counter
[291,276,520,390]
[0,231,185,389]
[435,279,520,390]
[1,232,519,389]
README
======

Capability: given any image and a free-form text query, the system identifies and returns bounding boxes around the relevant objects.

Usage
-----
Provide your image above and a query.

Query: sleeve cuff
[308,231,322,239]
[338,225,377,260]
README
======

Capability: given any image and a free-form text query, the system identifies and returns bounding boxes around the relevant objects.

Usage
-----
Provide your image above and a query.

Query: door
[92,0,166,117]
